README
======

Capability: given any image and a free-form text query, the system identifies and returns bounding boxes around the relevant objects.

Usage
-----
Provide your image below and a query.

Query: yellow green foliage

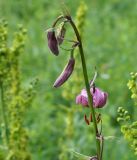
[0,19,37,160]
[127,72,137,106]
[117,72,137,155]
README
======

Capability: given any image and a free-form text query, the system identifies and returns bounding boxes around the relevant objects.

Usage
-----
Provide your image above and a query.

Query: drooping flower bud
[56,22,66,45]
[47,28,59,56]
[76,87,108,108]
[53,57,75,88]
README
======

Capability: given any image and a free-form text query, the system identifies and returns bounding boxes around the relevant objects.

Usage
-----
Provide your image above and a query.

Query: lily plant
[46,9,108,160]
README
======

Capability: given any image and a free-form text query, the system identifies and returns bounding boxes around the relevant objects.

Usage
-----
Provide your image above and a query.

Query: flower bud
[47,28,59,56]
[53,57,75,88]
[57,22,66,45]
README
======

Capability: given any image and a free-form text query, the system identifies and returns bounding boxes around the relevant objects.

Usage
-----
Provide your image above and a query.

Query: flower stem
[52,15,64,28]
[0,82,9,147]
[67,16,101,159]
[100,137,104,160]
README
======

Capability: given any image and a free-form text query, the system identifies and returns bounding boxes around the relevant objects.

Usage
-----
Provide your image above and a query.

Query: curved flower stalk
[46,8,108,160]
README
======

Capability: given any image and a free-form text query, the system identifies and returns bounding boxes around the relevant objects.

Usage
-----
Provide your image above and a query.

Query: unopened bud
[47,28,59,56]
[53,57,75,87]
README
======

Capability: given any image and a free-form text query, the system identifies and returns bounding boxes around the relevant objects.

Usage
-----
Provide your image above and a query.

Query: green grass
[0,0,137,159]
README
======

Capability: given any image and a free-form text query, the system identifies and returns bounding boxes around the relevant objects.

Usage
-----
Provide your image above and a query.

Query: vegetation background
[0,0,137,159]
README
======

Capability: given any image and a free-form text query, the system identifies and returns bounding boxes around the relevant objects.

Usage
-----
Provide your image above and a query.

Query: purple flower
[47,28,59,56]
[91,87,108,108]
[76,87,108,108]
[76,89,88,107]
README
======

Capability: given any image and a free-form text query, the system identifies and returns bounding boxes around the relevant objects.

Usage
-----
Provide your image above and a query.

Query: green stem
[100,137,104,160]
[0,82,9,147]
[68,17,101,159]
[52,15,64,28]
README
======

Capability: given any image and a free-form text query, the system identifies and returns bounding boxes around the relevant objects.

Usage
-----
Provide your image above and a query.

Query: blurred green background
[0,0,137,159]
